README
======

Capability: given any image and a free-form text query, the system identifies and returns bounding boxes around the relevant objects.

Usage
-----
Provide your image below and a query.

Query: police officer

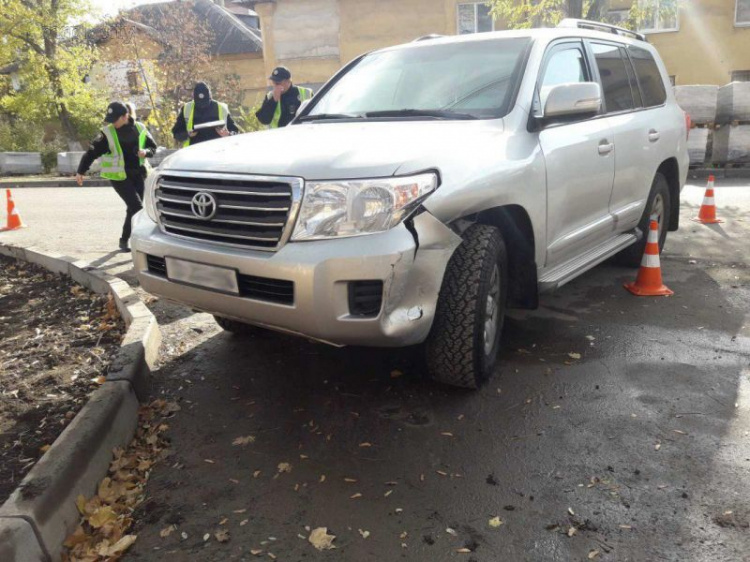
[75,101,157,251]
[172,82,239,147]
[256,66,313,129]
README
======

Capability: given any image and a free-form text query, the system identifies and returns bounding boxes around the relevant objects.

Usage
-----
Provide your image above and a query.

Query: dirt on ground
[0,255,124,502]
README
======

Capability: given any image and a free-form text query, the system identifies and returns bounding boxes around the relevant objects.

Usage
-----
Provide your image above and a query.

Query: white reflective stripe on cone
[702,197,715,205]
[647,228,660,244]
[641,253,661,268]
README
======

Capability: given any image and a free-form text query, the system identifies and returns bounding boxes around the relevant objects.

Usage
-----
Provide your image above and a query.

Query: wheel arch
[656,157,680,231]
[452,204,538,310]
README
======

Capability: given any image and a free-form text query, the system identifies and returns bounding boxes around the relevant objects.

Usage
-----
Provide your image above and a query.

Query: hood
[193,82,212,108]
[162,120,507,180]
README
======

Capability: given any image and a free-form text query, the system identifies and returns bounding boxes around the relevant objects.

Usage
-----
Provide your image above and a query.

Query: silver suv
[132,19,689,388]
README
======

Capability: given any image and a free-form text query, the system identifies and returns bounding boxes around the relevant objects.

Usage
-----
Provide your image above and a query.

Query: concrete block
[716,82,750,124]
[711,124,750,164]
[674,85,718,124]
[0,153,43,175]
[149,147,178,168]
[687,127,709,166]
[0,382,139,561]
[21,247,73,276]
[0,517,48,562]
[67,261,111,295]
[56,152,100,175]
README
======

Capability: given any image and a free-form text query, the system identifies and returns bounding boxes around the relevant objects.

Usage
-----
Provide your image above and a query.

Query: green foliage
[0,119,43,152]
[233,104,265,134]
[0,0,107,144]
[488,0,680,31]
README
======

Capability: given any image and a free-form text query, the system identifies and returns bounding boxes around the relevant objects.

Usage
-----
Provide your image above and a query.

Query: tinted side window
[630,47,667,107]
[623,49,643,108]
[591,43,634,113]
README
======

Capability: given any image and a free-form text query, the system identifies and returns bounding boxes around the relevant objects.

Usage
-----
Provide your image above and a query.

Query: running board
[538,232,639,292]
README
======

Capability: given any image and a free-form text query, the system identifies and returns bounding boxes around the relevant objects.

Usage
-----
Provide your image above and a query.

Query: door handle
[598,141,614,155]
[648,129,660,142]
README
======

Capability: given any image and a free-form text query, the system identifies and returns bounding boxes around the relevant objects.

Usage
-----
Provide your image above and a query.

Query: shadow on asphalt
[126,259,750,562]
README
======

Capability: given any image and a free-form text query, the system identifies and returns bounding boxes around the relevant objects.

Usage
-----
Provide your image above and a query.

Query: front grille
[238,274,294,305]
[348,281,384,317]
[155,173,296,250]
[146,255,167,277]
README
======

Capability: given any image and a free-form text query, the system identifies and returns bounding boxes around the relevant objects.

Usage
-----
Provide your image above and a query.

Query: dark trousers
[110,169,145,242]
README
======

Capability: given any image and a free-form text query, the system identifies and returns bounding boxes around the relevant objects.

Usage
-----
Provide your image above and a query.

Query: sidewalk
[0,176,109,188]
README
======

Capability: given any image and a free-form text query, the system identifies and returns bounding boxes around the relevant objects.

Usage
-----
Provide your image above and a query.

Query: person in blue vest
[76,101,157,252]
[172,82,239,147]
[256,66,313,129]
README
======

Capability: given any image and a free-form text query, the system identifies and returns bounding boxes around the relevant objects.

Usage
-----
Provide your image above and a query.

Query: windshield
[307,37,531,121]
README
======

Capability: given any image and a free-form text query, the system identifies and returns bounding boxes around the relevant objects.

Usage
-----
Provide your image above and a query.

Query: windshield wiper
[364,109,478,120]
[297,113,363,122]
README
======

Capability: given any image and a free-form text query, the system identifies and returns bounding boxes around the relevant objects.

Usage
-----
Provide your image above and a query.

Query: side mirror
[542,82,602,119]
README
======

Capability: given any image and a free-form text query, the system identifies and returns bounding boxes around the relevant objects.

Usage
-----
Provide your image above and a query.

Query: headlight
[291,173,438,241]
[143,171,160,223]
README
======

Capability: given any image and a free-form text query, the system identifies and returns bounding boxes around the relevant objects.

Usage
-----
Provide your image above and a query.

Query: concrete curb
[0,244,162,562]
[0,179,109,188]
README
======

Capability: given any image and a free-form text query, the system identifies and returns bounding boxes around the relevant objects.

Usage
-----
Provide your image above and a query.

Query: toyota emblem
[191,191,217,220]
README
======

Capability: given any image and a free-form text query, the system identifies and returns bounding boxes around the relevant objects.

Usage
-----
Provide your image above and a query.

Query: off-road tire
[425,224,508,389]
[214,315,267,337]
[617,173,671,268]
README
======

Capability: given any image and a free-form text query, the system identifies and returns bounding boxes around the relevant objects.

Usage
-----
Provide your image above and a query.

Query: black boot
[119,238,130,252]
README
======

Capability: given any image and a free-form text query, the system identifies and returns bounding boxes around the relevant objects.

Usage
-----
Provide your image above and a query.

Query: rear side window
[629,47,667,107]
[591,42,634,113]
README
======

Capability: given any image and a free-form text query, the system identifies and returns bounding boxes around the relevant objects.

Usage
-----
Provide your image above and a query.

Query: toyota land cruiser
[131,19,689,388]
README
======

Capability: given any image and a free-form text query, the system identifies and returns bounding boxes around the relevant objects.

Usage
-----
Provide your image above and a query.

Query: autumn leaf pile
[62,399,180,561]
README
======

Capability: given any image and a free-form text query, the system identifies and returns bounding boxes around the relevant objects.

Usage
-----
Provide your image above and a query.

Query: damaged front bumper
[131,210,461,347]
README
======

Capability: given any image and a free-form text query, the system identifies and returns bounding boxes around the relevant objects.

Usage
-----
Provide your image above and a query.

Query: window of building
[737,0,750,25]
[731,70,750,82]
[457,2,494,34]
[629,46,667,107]
[126,70,141,95]
[639,0,679,33]
[591,43,635,113]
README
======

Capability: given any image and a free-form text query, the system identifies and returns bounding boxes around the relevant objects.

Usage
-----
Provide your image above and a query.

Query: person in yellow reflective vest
[76,102,157,252]
[256,66,313,129]
[172,82,240,147]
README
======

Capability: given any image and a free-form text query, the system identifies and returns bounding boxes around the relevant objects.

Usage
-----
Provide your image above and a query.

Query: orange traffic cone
[0,189,25,232]
[624,216,673,297]
[692,175,722,224]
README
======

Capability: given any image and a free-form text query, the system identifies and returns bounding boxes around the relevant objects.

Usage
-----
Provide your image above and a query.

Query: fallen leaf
[436,470,448,477]
[240,519,249,526]
[215,529,230,543]
[589,550,600,559]
[568,352,581,360]
[446,527,458,536]
[251,549,263,555]
[619,524,632,530]
[160,525,176,538]
[489,516,503,528]
[359,442,373,448]
[204,459,216,464]
[277,462,292,473]
[181,532,188,540]
[300,454,309,460]
[203,533,210,542]
[88,506,117,529]
[441,432,454,437]
[219,518,228,525]
[344,477,358,483]
[104,535,137,556]
[384,490,393,498]
[456,548,472,553]
[655,442,662,451]
[268,553,277,560]
[673,430,687,435]
[568,507,575,516]
[567,527,577,537]
[253,470,261,478]
[233,509,247,514]
[39,444,51,454]
[350,493,363,499]
[233,436,256,446]
[359,529,370,539]
[308,527,336,550]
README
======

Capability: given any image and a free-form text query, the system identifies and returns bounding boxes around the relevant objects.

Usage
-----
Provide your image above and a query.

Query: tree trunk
[586,0,610,21]
[567,0,584,19]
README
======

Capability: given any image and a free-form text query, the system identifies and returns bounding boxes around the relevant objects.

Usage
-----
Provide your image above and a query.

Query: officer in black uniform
[76,102,157,251]
[256,67,314,129]
[172,82,240,147]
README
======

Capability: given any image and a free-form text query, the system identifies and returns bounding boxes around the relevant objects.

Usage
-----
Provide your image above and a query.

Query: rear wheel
[617,173,671,268]
[425,224,508,389]
[213,315,268,337]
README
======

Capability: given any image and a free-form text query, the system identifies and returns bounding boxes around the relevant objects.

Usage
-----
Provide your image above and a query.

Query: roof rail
[557,18,647,42]
[413,34,444,42]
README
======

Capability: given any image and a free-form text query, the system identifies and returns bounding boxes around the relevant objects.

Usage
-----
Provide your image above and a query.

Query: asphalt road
[2,180,749,561]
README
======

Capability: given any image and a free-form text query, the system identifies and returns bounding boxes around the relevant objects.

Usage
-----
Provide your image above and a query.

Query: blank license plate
[165,257,239,295]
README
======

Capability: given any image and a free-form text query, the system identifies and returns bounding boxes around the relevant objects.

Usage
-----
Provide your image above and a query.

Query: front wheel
[617,173,671,268]
[425,224,508,389]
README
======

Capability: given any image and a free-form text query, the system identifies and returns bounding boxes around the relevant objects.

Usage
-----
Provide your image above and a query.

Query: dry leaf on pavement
[160,525,176,538]
[589,550,601,559]
[232,435,256,446]
[489,516,503,528]
[215,529,230,543]
[278,462,292,473]
[568,352,582,360]
[309,527,336,550]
